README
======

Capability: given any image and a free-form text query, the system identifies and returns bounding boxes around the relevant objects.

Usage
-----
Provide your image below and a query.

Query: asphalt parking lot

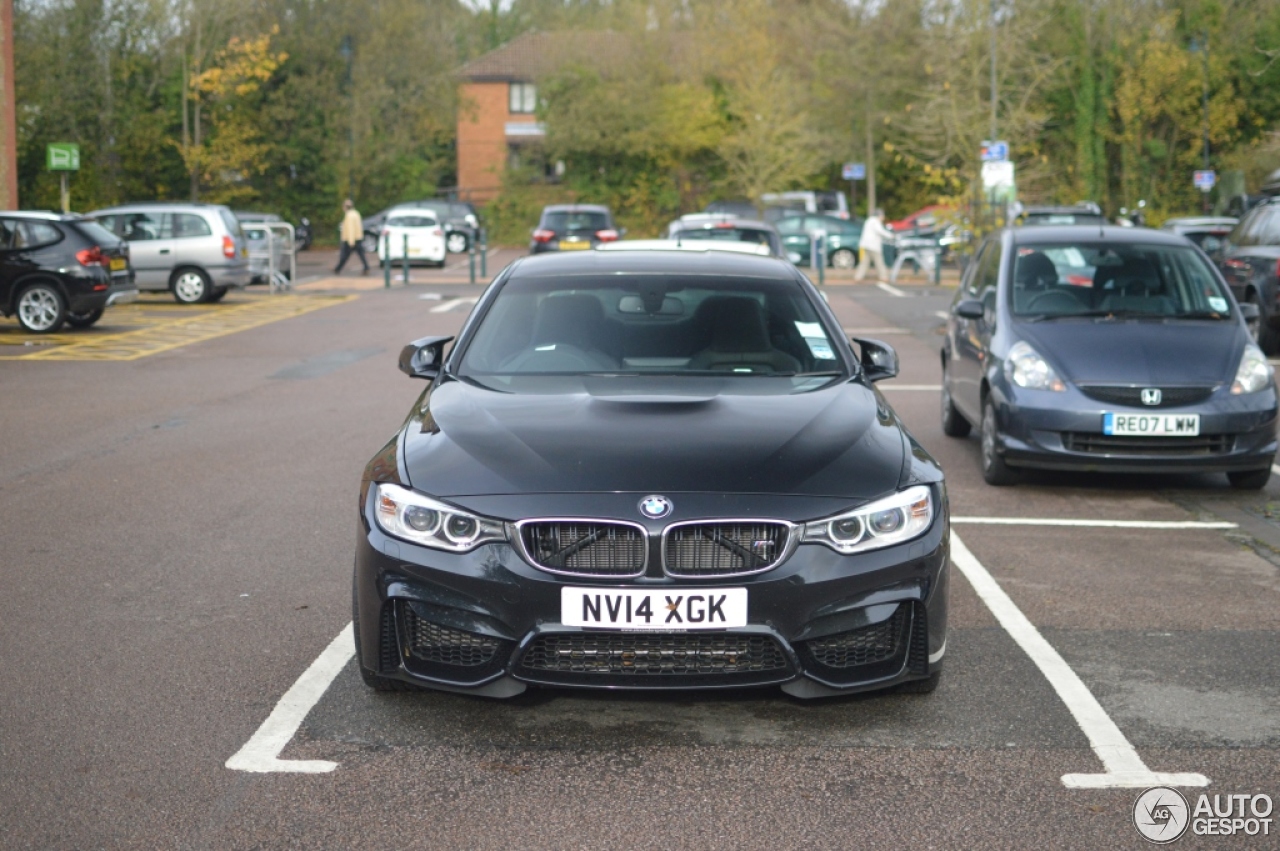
[1,260,1277,849]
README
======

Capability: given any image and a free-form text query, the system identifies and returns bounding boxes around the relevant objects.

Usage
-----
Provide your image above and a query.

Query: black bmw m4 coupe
[354,247,949,699]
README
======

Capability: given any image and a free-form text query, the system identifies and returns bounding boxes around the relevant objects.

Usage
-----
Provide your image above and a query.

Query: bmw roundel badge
[639,495,673,519]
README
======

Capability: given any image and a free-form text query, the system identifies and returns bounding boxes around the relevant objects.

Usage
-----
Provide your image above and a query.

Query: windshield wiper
[1168,311,1227,320]
[1025,309,1158,322]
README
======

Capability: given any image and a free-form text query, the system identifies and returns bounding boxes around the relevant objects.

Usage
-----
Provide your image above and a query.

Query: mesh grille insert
[401,605,501,668]
[664,522,791,576]
[520,522,646,576]
[804,606,906,669]
[1078,385,1216,408]
[1062,432,1232,456]
[520,633,787,675]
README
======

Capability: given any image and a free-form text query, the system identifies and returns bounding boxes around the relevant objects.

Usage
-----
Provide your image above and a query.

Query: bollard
[402,234,410,284]
[933,247,942,286]
[383,233,391,289]
[469,242,476,285]
[479,228,487,278]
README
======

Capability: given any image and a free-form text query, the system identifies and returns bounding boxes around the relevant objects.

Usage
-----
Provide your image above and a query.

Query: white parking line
[430,297,478,313]
[950,532,1209,789]
[876,282,907,297]
[225,623,354,774]
[934,311,949,320]
[953,517,1236,530]
[880,384,942,391]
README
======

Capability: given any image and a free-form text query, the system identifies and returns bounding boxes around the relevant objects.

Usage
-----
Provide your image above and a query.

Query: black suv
[529,204,619,253]
[1,212,136,333]
[1219,197,1280,352]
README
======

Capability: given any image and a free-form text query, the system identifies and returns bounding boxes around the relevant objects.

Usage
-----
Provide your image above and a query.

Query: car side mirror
[398,335,454,380]
[955,299,985,320]
[1239,302,1261,321]
[851,337,899,383]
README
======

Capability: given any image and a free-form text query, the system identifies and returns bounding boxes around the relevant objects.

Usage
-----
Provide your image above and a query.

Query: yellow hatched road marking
[0,295,356,361]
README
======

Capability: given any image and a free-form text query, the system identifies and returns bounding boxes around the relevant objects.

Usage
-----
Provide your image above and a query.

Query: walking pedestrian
[854,208,892,282]
[334,199,369,275]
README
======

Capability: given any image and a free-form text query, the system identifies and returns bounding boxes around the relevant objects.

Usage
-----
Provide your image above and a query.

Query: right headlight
[1231,343,1273,395]
[802,485,934,555]
[374,483,507,552]
[1004,340,1065,391]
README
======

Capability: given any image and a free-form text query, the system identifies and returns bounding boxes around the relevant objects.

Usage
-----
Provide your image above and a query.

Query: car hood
[1017,319,1245,385]
[401,375,908,500]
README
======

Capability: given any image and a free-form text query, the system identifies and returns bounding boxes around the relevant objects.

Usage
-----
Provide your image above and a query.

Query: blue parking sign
[1193,170,1216,192]
[842,162,866,180]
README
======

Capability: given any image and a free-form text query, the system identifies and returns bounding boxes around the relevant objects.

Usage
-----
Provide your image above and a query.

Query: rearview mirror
[398,335,454,380]
[851,337,899,382]
[955,299,985,320]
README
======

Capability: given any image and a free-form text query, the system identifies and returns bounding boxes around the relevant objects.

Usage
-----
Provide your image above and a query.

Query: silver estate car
[88,203,251,303]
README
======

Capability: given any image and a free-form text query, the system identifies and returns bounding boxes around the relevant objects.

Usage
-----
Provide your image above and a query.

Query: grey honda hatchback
[942,225,1277,488]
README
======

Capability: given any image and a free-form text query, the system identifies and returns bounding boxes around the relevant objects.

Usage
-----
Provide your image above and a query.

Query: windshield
[1011,242,1234,319]
[676,226,773,247]
[457,273,843,378]
[387,215,438,228]
[542,211,609,232]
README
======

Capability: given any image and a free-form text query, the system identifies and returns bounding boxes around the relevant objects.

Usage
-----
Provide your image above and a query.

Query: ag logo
[638,495,672,519]
[1133,787,1190,844]
[1141,388,1163,406]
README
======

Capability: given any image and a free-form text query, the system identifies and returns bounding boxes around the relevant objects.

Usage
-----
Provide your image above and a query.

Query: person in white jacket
[854,208,892,282]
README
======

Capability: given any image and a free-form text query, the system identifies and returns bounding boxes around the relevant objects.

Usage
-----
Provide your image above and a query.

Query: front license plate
[109,257,127,271]
[561,587,747,630]
[559,240,590,250]
[1103,412,1201,436]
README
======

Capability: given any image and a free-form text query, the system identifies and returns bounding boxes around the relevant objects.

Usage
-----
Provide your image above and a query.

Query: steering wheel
[1025,289,1082,312]
[498,343,617,372]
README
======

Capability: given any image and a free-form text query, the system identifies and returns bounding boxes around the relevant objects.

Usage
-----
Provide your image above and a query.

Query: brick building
[456,31,627,203]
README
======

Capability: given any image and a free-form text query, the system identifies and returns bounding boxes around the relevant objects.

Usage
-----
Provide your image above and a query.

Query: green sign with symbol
[47,143,81,171]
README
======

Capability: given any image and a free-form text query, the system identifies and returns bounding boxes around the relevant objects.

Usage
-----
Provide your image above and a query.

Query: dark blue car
[941,225,1277,488]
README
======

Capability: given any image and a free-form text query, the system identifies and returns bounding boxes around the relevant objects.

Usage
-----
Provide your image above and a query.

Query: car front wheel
[981,399,1019,486]
[830,248,856,269]
[446,232,469,254]
[16,282,67,333]
[941,362,971,437]
[171,269,212,304]
[1228,468,1272,490]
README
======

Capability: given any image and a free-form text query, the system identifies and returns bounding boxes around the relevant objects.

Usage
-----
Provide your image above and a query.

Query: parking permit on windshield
[794,321,834,359]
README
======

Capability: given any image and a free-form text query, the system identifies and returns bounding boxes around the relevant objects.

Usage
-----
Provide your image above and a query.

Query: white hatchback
[378,210,446,267]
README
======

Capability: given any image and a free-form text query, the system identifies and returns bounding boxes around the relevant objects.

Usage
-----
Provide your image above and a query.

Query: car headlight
[802,485,934,555]
[374,483,507,552]
[1231,343,1273,395]
[1004,340,1065,391]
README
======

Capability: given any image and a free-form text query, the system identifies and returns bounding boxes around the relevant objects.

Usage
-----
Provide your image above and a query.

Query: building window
[509,82,537,114]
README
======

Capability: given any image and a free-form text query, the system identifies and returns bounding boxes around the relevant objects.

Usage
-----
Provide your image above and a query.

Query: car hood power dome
[1020,321,1242,385]
[402,376,910,501]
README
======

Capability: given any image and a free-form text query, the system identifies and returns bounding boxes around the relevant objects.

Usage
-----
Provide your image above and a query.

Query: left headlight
[802,485,935,555]
[1231,343,1273,395]
[374,483,507,552]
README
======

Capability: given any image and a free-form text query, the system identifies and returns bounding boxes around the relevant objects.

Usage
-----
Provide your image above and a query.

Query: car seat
[687,296,802,374]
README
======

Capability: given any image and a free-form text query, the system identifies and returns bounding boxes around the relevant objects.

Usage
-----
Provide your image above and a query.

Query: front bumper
[354,490,949,699]
[992,383,1278,474]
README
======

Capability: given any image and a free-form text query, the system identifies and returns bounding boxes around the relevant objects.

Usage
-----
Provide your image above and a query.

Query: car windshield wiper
[1167,311,1228,320]
[1025,309,1159,322]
